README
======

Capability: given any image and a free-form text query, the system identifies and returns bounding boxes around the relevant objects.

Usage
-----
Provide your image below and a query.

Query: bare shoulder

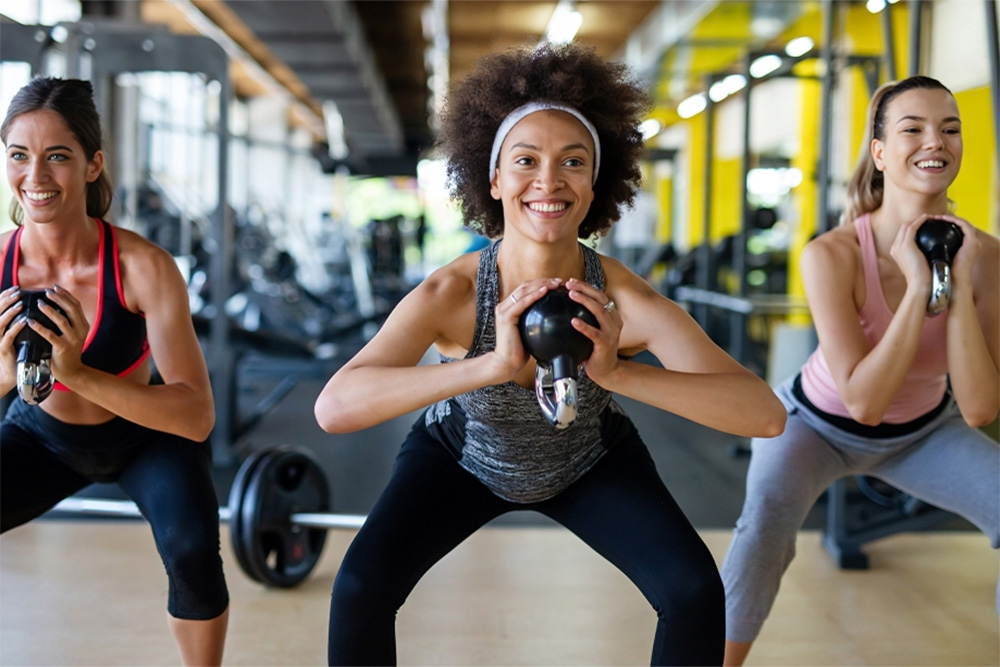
[383,250,480,353]
[416,249,479,304]
[114,226,185,310]
[599,253,660,302]
[802,225,860,273]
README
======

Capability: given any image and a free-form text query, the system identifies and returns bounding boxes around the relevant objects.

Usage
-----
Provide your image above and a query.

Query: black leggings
[0,398,229,620]
[328,416,724,666]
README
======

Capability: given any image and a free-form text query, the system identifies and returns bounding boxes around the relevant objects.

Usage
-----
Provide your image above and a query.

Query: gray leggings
[721,376,1000,643]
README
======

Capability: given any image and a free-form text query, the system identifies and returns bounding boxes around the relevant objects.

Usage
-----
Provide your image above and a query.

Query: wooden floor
[1,521,996,666]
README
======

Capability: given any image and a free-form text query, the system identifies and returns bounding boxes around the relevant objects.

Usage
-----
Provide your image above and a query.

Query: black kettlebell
[5,289,64,404]
[517,286,599,428]
[915,219,964,315]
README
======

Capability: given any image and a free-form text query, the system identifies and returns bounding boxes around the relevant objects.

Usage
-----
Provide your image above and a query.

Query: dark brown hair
[436,43,650,239]
[2,77,113,225]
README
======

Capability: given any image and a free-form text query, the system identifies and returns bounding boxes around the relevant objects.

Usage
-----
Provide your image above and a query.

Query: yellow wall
[950,86,998,235]
[711,157,742,241]
[657,174,673,243]
[788,78,821,302]
[687,112,707,247]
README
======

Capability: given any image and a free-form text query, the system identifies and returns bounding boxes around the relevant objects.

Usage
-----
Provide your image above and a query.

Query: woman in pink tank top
[722,76,999,665]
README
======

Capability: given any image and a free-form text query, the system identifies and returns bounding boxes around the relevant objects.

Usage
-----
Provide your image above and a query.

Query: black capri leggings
[0,398,229,620]
[328,414,724,666]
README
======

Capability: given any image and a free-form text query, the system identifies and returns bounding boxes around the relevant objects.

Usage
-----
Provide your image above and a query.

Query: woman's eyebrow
[509,141,591,153]
[894,114,961,125]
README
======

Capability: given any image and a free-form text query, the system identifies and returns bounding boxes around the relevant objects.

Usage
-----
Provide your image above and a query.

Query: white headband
[488,102,601,185]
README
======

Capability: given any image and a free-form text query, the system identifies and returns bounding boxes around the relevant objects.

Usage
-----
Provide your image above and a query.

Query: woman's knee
[655,555,725,623]
[158,525,229,619]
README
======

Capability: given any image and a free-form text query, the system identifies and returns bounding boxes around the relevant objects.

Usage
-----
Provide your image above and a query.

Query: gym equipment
[518,287,598,429]
[6,290,64,405]
[52,445,364,588]
[915,218,964,315]
[823,475,956,569]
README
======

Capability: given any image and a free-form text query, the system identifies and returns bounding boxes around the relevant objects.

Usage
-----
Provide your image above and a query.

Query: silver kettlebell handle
[17,359,55,405]
[534,364,578,430]
[927,260,951,316]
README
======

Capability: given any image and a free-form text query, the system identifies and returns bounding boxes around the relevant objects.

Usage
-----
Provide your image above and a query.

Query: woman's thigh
[873,416,1000,546]
[1,420,89,532]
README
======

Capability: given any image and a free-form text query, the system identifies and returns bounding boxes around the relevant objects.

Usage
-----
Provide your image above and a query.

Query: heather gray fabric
[430,240,615,503]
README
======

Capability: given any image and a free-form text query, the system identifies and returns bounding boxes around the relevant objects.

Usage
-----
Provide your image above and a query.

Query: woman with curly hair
[316,43,786,665]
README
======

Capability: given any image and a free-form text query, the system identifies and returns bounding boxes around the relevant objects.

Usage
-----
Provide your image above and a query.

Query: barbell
[52,445,362,588]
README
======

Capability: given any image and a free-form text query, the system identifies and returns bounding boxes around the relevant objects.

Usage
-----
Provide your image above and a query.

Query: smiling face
[489,109,595,243]
[5,109,103,226]
[871,87,962,199]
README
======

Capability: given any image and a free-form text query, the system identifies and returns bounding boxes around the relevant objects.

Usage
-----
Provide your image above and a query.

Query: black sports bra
[1,218,150,391]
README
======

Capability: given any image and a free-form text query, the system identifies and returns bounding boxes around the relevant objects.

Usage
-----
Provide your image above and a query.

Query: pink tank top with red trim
[799,214,948,423]
[0,219,150,391]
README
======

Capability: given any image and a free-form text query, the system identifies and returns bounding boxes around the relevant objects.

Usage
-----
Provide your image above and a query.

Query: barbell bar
[52,497,367,530]
[50,446,363,587]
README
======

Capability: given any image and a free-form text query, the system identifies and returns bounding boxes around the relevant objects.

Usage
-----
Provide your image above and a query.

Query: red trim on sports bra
[118,343,151,377]
[78,219,103,351]
[3,228,22,286]
[110,222,130,311]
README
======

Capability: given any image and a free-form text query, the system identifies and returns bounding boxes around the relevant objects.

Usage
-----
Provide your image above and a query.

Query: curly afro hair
[436,43,650,240]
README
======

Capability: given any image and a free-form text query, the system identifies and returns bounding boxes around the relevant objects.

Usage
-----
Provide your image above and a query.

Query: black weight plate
[240,447,330,587]
[228,449,278,583]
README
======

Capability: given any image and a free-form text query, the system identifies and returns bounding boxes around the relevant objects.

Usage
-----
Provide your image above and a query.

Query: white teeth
[917,160,944,168]
[24,191,57,202]
[528,202,567,213]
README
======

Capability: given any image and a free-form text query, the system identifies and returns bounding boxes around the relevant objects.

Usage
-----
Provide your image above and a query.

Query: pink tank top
[799,214,948,423]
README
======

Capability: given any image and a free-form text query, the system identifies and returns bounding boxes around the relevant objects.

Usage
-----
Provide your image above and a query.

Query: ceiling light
[708,80,730,103]
[785,36,814,58]
[722,74,747,94]
[749,54,783,79]
[709,74,747,102]
[545,1,582,45]
[677,93,707,119]
[866,0,886,13]
[639,119,662,140]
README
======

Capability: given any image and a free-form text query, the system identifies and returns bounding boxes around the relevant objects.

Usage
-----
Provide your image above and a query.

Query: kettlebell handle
[16,343,55,405]
[926,260,951,316]
[534,364,578,430]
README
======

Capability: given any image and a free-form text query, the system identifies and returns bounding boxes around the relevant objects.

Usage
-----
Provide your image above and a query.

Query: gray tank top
[427,240,619,503]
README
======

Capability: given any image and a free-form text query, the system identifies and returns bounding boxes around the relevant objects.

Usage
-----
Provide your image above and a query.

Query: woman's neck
[19,215,100,270]
[871,188,950,240]
[496,235,585,285]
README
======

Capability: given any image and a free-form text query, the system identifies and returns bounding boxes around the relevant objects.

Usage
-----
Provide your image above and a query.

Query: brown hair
[1,77,113,225]
[436,43,650,239]
[844,75,953,223]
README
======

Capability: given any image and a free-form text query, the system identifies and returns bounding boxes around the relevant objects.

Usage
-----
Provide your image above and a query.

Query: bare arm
[801,224,929,425]
[567,269,786,438]
[943,221,999,426]
[36,240,215,441]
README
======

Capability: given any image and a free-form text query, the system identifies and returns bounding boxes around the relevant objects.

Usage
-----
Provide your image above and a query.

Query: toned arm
[52,235,215,441]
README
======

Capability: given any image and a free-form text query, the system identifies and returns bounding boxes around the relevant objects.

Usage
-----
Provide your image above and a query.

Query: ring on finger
[510,293,518,304]
[603,299,616,313]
